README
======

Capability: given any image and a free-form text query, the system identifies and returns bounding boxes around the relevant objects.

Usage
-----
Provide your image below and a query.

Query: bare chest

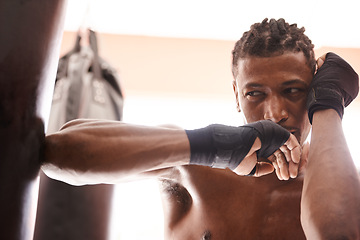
[162,167,306,240]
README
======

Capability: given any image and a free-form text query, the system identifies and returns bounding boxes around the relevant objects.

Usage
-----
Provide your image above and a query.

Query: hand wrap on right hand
[306,52,359,123]
[185,120,290,171]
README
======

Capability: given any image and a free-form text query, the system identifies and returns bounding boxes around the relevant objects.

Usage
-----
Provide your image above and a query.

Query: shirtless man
[42,18,360,239]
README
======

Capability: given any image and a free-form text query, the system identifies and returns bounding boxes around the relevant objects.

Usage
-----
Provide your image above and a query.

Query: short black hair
[232,18,316,77]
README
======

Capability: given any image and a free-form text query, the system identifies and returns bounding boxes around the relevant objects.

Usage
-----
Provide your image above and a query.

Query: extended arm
[42,119,190,185]
[301,53,360,239]
[42,119,300,185]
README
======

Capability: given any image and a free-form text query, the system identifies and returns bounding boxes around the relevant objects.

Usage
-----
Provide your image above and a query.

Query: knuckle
[278,159,287,167]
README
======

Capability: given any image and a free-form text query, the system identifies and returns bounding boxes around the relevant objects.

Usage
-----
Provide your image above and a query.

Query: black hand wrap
[306,52,359,123]
[185,120,290,172]
[244,120,290,159]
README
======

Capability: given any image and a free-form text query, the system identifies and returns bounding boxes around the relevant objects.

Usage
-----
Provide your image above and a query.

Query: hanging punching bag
[34,30,123,240]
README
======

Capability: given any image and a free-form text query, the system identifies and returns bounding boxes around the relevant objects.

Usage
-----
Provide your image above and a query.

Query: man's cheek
[242,110,262,123]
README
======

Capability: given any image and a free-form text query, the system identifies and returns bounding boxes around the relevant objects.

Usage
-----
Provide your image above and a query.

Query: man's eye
[285,88,303,94]
[246,91,264,97]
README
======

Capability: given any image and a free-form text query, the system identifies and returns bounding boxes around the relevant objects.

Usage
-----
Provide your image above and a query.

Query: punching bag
[34,30,123,240]
[0,0,67,240]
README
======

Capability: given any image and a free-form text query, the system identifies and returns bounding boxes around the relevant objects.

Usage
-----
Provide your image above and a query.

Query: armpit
[160,179,193,228]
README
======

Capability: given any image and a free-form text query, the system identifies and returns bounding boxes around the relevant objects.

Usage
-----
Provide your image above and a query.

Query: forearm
[42,119,190,185]
[301,109,360,239]
[42,119,301,184]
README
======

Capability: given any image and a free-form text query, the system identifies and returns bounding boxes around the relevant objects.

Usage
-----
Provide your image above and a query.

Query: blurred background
[54,0,360,239]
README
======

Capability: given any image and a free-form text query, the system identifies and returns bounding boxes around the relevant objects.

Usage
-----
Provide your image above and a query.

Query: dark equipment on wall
[34,29,124,240]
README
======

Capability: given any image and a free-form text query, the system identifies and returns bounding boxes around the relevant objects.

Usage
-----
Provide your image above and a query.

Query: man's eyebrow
[243,83,264,88]
[281,79,308,87]
[242,79,308,89]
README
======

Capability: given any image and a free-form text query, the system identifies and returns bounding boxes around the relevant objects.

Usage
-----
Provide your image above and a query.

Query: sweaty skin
[233,52,313,180]
[159,52,313,239]
[43,52,360,239]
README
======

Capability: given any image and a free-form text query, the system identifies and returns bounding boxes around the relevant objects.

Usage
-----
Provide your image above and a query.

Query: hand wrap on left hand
[306,52,359,123]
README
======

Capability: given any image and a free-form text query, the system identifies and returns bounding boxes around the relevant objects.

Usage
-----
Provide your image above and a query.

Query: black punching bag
[0,0,67,240]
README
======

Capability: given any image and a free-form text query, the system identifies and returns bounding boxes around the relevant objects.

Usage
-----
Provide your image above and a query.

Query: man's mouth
[283,127,300,142]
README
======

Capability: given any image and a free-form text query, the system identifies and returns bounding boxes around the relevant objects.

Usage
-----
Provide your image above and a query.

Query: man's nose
[263,95,289,123]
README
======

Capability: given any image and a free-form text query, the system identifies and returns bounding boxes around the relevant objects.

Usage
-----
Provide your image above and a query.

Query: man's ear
[232,80,241,112]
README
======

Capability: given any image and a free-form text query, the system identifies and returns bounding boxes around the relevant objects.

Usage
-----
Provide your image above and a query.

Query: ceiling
[63,0,360,48]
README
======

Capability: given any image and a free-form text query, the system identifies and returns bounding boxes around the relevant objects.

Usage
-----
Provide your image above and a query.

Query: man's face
[233,52,313,144]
